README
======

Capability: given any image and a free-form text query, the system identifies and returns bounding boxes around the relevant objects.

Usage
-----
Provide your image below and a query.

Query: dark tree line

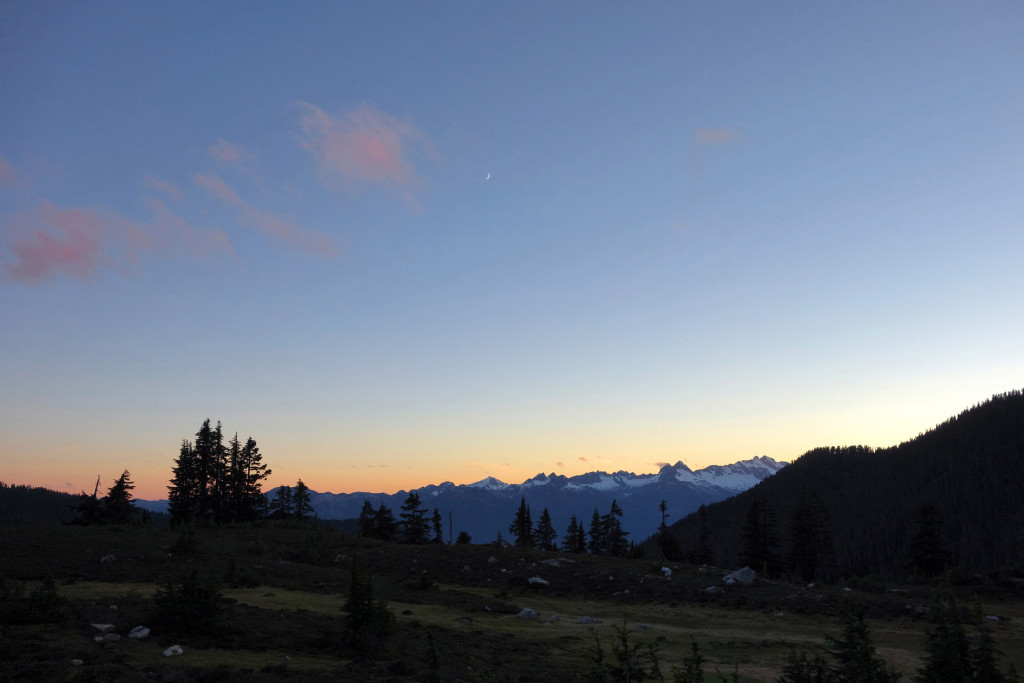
[356,492,446,544]
[168,419,271,526]
[73,470,141,525]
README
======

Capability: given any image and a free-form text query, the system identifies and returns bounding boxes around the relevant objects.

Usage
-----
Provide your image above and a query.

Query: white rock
[163,645,184,657]
[528,576,549,586]
[71,659,84,665]
[128,626,150,639]
[100,555,116,564]
[515,608,537,620]
[986,615,1000,621]
[661,567,672,578]
[93,635,105,643]
[722,567,756,585]
[91,624,115,634]
[103,633,121,642]
[488,556,498,564]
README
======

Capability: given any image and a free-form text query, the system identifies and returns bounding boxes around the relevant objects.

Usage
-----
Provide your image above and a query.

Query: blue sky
[2,1,1022,498]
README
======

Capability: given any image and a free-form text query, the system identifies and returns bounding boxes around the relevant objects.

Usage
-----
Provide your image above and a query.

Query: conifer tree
[790,490,837,582]
[691,503,713,565]
[373,503,397,541]
[357,500,375,537]
[971,601,1005,683]
[270,485,294,520]
[431,509,444,544]
[103,470,136,524]
[509,496,534,548]
[601,499,629,557]
[399,493,430,543]
[828,602,900,682]
[562,514,587,553]
[587,508,604,554]
[916,586,972,682]
[236,436,270,521]
[741,494,782,576]
[533,508,557,551]
[293,479,313,522]
[74,475,104,525]
[168,439,197,526]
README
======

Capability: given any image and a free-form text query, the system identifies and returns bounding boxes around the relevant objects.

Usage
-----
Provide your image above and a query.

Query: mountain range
[138,456,787,544]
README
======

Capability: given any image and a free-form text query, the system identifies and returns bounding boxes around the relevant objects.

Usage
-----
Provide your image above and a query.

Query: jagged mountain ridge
[300,456,787,544]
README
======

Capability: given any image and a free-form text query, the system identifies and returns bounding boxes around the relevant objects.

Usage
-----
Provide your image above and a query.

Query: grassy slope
[1,523,1021,681]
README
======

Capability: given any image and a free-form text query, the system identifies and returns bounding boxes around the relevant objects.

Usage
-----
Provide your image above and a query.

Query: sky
[2,2,1023,500]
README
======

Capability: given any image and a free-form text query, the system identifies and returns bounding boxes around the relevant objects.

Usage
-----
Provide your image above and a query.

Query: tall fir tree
[601,499,629,557]
[357,500,375,537]
[168,439,197,526]
[293,479,313,522]
[270,485,294,520]
[373,503,397,541]
[509,496,534,548]
[587,508,604,554]
[431,509,444,544]
[533,508,557,551]
[562,514,587,553]
[103,470,136,524]
[741,494,783,576]
[399,493,430,543]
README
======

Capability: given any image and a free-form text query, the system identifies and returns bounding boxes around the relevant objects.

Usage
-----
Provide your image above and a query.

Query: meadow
[1,522,1020,681]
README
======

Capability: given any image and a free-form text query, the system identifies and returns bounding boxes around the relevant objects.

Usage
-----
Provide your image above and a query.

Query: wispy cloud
[208,139,255,173]
[654,461,669,468]
[144,197,233,259]
[143,176,184,201]
[556,461,565,468]
[578,456,587,462]
[193,171,335,256]
[296,102,429,204]
[1,201,150,283]
[2,195,233,284]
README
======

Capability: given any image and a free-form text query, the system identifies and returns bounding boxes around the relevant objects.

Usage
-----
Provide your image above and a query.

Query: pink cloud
[2,196,235,284]
[556,461,565,468]
[654,461,669,468]
[1,201,150,283]
[207,139,254,171]
[296,102,427,201]
[194,172,335,256]
[695,127,741,144]
[578,456,587,462]
[143,176,184,200]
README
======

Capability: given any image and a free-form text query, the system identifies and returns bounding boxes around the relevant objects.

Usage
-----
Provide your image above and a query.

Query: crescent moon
[485,172,491,180]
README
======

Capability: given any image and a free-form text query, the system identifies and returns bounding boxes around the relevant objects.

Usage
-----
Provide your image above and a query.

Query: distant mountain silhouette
[662,390,1024,579]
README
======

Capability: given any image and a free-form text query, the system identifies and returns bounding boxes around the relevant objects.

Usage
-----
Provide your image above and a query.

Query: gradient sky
[2,2,1023,500]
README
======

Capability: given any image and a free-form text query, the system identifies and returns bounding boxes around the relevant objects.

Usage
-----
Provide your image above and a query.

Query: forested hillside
[0,483,78,523]
[664,390,1024,580]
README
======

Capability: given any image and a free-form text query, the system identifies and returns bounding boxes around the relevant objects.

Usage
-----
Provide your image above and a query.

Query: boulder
[163,645,183,657]
[100,555,116,564]
[722,567,755,585]
[128,626,150,639]
[103,633,121,642]
[91,624,115,634]
[71,659,84,666]
[527,576,549,586]
[661,567,672,578]
[515,608,537,620]
[704,585,724,595]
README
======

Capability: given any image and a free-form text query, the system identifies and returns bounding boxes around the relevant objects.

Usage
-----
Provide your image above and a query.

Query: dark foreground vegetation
[1,521,1021,681]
